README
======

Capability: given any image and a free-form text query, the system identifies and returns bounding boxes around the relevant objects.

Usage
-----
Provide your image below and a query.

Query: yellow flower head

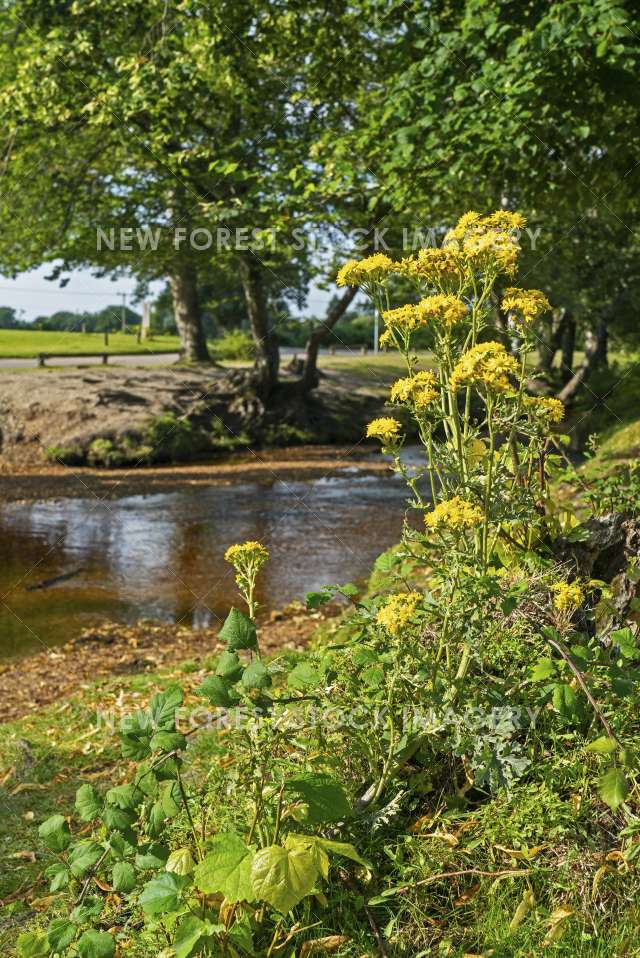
[336,253,395,287]
[484,210,527,232]
[382,302,427,335]
[379,328,395,349]
[502,287,551,325]
[462,229,519,275]
[425,496,484,532]
[366,416,403,445]
[524,395,565,424]
[422,293,468,327]
[224,540,269,572]
[399,247,466,284]
[450,341,519,394]
[376,591,422,635]
[390,370,438,408]
[552,581,584,613]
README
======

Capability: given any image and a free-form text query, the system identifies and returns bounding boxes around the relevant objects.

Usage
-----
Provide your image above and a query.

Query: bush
[210,329,255,361]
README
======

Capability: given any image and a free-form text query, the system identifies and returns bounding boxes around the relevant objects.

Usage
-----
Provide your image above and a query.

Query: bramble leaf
[139,871,187,915]
[220,608,257,651]
[75,784,102,821]
[38,814,71,853]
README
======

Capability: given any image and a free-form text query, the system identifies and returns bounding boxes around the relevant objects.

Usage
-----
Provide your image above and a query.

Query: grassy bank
[0,330,182,358]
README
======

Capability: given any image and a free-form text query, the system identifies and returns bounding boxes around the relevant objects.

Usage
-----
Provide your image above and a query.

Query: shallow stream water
[1,464,418,659]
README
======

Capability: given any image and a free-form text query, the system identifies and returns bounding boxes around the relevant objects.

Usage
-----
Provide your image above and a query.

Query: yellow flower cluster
[376,591,422,635]
[382,302,427,335]
[425,496,484,532]
[366,416,402,444]
[336,253,395,287]
[552,581,584,612]
[450,341,519,394]
[390,370,439,408]
[460,229,519,275]
[524,395,565,423]
[502,287,551,324]
[422,293,468,327]
[399,247,466,284]
[224,540,269,571]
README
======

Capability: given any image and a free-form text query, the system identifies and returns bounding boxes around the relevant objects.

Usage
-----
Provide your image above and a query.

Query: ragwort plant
[26,212,640,958]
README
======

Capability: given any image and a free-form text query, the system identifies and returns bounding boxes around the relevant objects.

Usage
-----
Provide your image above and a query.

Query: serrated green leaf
[286,773,350,824]
[194,833,255,902]
[599,766,629,811]
[135,843,169,870]
[242,660,272,690]
[197,674,234,707]
[150,684,183,731]
[305,590,332,610]
[552,683,579,718]
[586,735,617,755]
[531,657,555,682]
[17,931,48,957]
[220,608,257,651]
[75,784,102,822]
[251,844,318,913]
[45,862,70,891]
[215,651,244,682]
[288,661,322,690]
[46,918,76,952]
[150,730,187,753]
[106,784,139,810]
[139,871,187,915]
[38,814,71,853]
[166,847,195,876]
[69,841,104,878]
[77,929,115,958]
[112,861,136,893]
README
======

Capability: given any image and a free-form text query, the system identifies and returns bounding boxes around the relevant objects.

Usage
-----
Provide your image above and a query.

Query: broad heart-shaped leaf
[112,861,136,893]
[286,773,351,824]
[287,661,322,690]
[197,674,235,707]
[251,844,319,913]
[150,684,183,731]
[166,847,195,876]
[530,657,555,682]
[586,735,618,755]
[174,916,226,958]
[106,784,140,810]
[16,931,48,957]
[139,871,187,915]
[69,841,104,878]
[216,650,244,682]
[46,918,76,952]
[552,683,579,719]
[38,814,71,853]
[242,659,272,690]
[220,608,258,651]
[75,784,102,821]
[610,627,638,659]
[76,929,115,958]
[194,832,255,902]
[599,767,629,811]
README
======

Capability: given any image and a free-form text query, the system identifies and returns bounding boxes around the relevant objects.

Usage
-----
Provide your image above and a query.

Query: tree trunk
[169,261,210,362]
[239,253,279,395]
[557,319,607,404]
[559,313,576,384]
[301,286,360,392]
[538,309,569,374]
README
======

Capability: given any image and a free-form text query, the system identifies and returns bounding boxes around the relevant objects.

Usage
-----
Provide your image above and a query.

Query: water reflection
[1,471,413,658]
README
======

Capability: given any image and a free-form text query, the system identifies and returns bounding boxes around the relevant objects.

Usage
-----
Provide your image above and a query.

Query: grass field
[0,329,182,357]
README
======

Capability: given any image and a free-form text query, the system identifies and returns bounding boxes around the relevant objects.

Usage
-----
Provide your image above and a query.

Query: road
[0,352,183,369]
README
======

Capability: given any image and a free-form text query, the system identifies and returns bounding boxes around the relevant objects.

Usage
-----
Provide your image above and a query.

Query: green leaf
[38,814,71,853]
[611,627,638,659]
[220,608,258,651]
[194,833,255,902]
[75,784,102,821]
[46,918,76,952]
[174,915,207,958]
[120,710,153,760]
[288,661,321,690]
[242,660,272,690]
[339,583,359,598]
[45,862,70,891]
[315,837,370,867]
[251,844,319,913]
[106,784,139,810]
[197,675,234,707]
[552,683,579,718]
[135,843,169,870]
[77,929,115,958]
[150,730,187,753]
[586,736,617,755]
[69,841,104,878]
[216,651,244,682]
[161,781,181,817]
[103,805,136,832]
[166,847,195,876]
[286,773,351,824]
[139,871,187,915]
[599,767,629,811]
[112,861,136,893]
[150,684,183,731]
[17,931,49,957]
[531,657,555,681]
[305,590,332,610]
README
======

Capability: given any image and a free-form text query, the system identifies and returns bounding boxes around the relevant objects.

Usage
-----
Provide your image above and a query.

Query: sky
[0,264,333,323]
[0,265,164,322]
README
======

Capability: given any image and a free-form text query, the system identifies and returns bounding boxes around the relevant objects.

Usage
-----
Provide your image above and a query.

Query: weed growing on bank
[21,213,640,957]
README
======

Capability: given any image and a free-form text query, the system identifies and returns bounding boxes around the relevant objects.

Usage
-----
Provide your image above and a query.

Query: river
[1,461,420,659]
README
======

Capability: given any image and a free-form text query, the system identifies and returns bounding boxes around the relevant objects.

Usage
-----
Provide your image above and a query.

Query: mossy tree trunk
[239,253,279,396]
[170,260,210,363]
